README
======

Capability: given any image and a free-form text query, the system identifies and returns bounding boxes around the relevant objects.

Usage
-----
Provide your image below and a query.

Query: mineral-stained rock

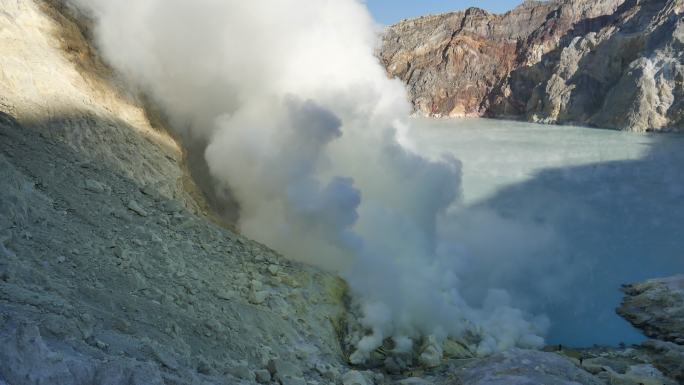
[0,2,348,385]
[380,0,684,132]
[617,275,684,344]
[442,338,474,359]
[418,335,443,368]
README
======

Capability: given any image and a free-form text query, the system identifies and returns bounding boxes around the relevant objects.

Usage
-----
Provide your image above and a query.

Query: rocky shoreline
[380,0,683,132]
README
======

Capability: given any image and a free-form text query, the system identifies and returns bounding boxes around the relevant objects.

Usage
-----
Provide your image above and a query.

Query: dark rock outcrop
[380,0,684,132]
[641,339,684,383]
[618,275,684,344]
[616,275,684,382]
[454,349,604,385]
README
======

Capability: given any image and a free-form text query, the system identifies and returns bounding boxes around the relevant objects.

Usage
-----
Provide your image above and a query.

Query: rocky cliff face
[380,0,684,132]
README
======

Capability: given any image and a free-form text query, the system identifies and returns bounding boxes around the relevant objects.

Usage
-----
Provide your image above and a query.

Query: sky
[364,0,524,25]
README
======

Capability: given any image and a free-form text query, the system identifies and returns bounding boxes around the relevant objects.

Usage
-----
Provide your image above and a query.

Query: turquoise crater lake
[407,118,684,347]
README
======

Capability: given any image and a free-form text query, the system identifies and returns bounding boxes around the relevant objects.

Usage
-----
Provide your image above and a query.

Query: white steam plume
[72,0,548,359]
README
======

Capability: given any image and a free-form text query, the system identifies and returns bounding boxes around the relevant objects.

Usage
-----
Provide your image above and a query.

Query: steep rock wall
[380,0,684,132]
[0,1,348,384]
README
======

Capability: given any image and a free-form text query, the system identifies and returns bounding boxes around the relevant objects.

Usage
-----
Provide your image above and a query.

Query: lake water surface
[407,118,684,347]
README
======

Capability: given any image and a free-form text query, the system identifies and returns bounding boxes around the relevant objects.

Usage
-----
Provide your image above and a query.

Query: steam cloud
[73,0,548,359]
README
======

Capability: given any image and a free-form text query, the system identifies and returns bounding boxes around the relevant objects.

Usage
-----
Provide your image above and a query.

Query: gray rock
[418,336,443,368]
[383,356,403,374]
[0,321,168,385]
[161,200,184,214]
[0,3,349,385]
[149,344,180,370]
[0,261,10,281]
[268,359,303,382]
[268,264,280,275]
[396,378,432,385]
[127,199,149,217]
[214,288,237,300]
[380,0,683,132]
[227,364,255,382]
[93,361,164,385]
[84,178,107,193]
[624,364,674,384]
[196,358,214,375]
[0,323,80,385]
[140,184,157,196]
[641,339,684,383]
[585,359,677,385]
[341,370,371,385]
[255,369,272,383]
[453,349,604,385]
[280,377,307,385]
[314,362,340,381]
[250,290,269,305]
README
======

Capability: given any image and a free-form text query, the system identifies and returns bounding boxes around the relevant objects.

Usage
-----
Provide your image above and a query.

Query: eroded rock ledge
[618,275,684,344]
[613,275,684,383]
[380,0,684,132]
